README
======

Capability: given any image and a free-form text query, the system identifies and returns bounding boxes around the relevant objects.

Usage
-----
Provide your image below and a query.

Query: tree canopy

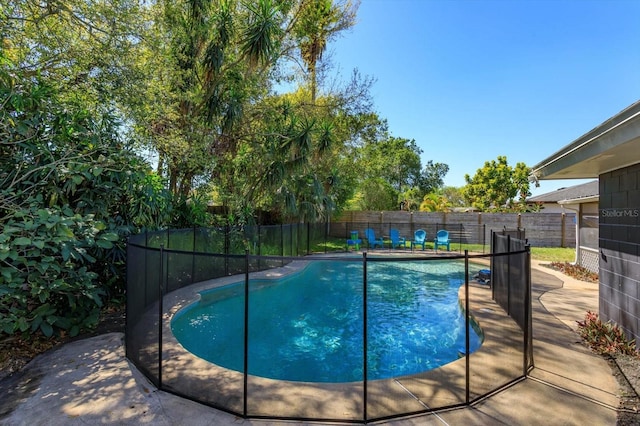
[463,156,531,211]
[0,0,454,339]
[351,117,450,211]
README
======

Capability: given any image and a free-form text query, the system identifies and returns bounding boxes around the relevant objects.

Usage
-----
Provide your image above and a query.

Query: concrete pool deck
[0,259,622,425]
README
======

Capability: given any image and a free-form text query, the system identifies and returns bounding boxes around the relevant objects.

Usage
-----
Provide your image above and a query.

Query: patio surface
[0,259,621,425]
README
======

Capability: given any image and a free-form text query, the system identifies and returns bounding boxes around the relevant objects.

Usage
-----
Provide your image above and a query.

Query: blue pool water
[171,259,483,383]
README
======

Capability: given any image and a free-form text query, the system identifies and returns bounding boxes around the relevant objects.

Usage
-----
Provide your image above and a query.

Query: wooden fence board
[334,211,575,247]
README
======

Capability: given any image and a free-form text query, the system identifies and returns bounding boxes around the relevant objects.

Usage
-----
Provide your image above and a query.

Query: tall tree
[360,136,423,192]
[440,186,466,208]
[418,161,449,194]
[226,74,373,223]
[140,0,369,223]
[355,178,398,211]
[147,0,289,197]
[3,0,374,223]
[463,156,531,211]
[2,0,151,116]
[293,0,359,102]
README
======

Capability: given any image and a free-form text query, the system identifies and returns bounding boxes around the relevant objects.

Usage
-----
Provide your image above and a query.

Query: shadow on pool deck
[0,260,620,425]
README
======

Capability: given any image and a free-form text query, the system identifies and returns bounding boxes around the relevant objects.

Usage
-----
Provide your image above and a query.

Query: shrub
[549,262,598,283]
[1,64,171,337]
[576,311,638,356]
[0,204,118,337]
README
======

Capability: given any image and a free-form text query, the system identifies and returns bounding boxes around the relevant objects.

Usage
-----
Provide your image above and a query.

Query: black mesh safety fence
[125,241,161,387]
[490,230,534,377]
[126,225,531,423]
[491,230,529,329]
[138,223,491,256]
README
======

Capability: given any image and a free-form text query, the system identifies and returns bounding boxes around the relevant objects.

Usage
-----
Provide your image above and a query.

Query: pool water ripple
[171,259,482,383]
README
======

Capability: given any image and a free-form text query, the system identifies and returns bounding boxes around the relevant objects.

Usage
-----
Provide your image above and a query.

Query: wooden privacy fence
[333,211,576,248]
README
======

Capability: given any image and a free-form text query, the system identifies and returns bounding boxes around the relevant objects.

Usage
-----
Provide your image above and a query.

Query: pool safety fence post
[191,227,196,285]
[257,224,261,256]
[243,249,249,417]
[362,252,368,422]
[125,238,131,359]
[464,250,470,404]
[256,224,262,270]
[306,222,310,255]
[290,224,294,257]
[409,213,414,239]
[524,245,533,374]
[324,221,328,253]
[386,223,390,250]
[482,224,486,253]
[282,224,286,259]
[490,231,495,300]
[507,235,512,316]
[158,244,165,389]
[143,232,148,330]
[224,224,230,276]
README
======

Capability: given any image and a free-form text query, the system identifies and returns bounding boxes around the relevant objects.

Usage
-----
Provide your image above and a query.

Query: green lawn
[529,246,575,262]
[461,244,575,263]
[311,238,576,263]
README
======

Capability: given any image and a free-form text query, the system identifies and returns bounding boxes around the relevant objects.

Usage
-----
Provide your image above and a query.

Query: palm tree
[156,0,285,196]
[294,0,359,103]
[419,193,451,212]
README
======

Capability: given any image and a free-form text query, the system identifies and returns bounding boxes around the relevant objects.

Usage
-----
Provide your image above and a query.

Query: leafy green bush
[0,62,172,337]
[0,204,118,337]
[576,311,638,356]
[170,192,216,229]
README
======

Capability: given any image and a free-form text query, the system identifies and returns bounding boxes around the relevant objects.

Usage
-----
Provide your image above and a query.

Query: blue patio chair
[411,229,427,251]
[389,229,406,249]
[434,229,450,251]
[364,228,384,249]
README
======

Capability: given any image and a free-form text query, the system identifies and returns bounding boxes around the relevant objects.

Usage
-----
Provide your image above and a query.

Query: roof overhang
[530,101,640,181]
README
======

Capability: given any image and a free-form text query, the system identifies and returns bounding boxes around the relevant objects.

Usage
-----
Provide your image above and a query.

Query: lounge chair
[389,229,406,249]
[364,228,384,249]
[411,229,427,251]
[434,229,450,251]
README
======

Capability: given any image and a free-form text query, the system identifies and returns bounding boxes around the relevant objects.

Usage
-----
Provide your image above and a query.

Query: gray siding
[599,163,640,344]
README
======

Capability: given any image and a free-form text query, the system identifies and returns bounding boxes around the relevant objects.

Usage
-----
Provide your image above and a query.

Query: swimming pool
[171,259,483,383]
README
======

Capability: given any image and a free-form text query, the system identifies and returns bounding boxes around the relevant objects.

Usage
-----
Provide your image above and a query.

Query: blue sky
[326,0,640,196]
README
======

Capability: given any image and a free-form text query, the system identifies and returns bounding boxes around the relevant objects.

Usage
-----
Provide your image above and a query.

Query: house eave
[558,195,599,205]
[530,101,640,181]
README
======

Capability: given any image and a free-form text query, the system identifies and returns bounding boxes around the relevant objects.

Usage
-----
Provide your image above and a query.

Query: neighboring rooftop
[527,180,599,203]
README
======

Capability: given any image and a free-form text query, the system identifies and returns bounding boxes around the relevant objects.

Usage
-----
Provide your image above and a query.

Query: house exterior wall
[538,203,569,213]
[599,163,640,343]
